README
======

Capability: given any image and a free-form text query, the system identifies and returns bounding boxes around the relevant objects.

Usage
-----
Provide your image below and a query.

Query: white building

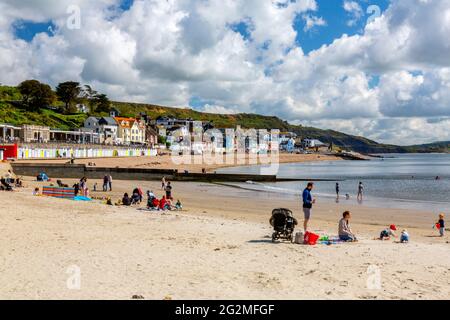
[83,117,119,144]
[302,138,326,149]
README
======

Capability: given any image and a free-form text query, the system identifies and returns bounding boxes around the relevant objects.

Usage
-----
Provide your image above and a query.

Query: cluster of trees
[17,80,111,114]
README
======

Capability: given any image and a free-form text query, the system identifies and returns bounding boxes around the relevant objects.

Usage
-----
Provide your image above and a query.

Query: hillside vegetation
[1,85,448,153]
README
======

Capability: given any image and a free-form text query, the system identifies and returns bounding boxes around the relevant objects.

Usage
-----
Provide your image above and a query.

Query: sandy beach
[1,170,449,300]
[17,153,342,173]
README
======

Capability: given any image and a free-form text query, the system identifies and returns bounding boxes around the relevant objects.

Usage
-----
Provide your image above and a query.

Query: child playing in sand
[378,225,397,240]
[436,213,445,237]
[400,229,409,243]
[33,187,40,196]
[175,199,182,210]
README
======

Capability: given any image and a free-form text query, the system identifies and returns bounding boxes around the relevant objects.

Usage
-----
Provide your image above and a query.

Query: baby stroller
[270,208,297,243]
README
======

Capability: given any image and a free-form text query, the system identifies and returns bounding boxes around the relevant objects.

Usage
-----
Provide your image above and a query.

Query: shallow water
[217,153,450,212]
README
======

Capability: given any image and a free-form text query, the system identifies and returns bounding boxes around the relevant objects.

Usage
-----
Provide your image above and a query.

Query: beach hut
[0,144,18,160]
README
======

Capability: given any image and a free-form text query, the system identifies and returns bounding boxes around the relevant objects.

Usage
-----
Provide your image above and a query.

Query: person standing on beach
[335,182,340,198]
[302,182,315,232]
[357,181,364,201]
[161,176,166,190]
[165,181,173,200]
[103,175,108,192]
[437,213,445,237]
[108,174,113,191]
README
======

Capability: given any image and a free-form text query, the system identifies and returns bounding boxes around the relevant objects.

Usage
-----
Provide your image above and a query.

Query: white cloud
[0,0,449,144]
[343,1,363,26]
[302,14,327,31]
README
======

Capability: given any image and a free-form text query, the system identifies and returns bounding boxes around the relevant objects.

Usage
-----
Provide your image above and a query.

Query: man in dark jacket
[302,182,315,232]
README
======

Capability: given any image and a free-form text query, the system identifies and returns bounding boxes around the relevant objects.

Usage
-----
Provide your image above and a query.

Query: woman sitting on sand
[131,190,141,205]
[338,211,357,242]
[122,193,131,206]
[132,188,143,203]
[146,191,157,209]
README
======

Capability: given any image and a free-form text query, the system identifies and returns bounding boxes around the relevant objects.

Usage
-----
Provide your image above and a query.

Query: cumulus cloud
[0,0,449,145]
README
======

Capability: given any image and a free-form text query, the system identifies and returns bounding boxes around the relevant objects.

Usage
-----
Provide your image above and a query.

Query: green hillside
[1,85,448,153]
[0,101,86,130]
[113,101,413,153]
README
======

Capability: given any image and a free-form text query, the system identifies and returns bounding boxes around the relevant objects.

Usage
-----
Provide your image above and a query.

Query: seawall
[10,162,280,182]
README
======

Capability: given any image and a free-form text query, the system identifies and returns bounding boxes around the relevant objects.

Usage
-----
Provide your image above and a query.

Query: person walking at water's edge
[335,182,340,198]
[357,181,364,201]
[302,182,316,232]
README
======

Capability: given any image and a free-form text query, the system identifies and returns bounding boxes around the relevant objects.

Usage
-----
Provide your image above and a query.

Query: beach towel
[73,196,92,201]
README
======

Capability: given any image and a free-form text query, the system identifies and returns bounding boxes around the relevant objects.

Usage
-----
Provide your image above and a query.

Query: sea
[217,153,450,212]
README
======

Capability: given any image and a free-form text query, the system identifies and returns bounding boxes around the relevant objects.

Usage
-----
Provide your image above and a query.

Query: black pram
[270,208,297,242]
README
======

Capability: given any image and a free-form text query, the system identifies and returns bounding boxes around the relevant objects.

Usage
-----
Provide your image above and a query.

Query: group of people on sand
[118,181,182,211]
[301,182,446,243]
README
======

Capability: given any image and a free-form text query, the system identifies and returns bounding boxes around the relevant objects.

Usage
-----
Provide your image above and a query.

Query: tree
[94,93,111,113]
[81,85,98,113]
[18,80,56,111]
[56,81,81,113]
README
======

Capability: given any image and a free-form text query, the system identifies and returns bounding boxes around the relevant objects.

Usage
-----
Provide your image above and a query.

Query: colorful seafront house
[114,117,146,145]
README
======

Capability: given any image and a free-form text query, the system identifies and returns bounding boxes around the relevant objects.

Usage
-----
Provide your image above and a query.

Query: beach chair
[0,178,13,191]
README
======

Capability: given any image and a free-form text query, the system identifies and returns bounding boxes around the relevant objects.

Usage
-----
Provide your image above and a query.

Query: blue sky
[295,0,390,53]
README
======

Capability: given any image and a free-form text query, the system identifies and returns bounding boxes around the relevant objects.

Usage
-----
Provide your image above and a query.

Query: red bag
[436,223,441,229]
[304,232,320,245]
